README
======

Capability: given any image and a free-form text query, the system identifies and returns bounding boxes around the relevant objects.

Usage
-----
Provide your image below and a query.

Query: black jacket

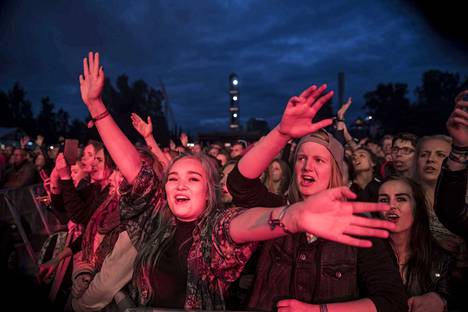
[434,162,468,240]
[227,164,408,312]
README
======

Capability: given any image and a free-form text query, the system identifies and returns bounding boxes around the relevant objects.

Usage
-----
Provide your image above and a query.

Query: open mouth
[175,195,190,204]
[423,166,437,173]
[385,212,400,223]
[301,175,316,185]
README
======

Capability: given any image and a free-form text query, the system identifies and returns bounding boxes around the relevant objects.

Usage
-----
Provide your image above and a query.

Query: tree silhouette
[0,83,35,134]
[414,70,468,134]
[101,74,170,146]
[364,83,415,134]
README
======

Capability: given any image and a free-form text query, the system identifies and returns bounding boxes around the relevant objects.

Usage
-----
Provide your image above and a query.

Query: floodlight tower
[229,73,240,130]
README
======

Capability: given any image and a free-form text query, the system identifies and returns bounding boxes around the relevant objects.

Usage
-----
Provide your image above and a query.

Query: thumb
[147,116,152,126]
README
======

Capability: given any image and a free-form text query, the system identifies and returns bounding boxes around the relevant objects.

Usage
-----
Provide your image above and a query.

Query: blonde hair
[288,131,345,203]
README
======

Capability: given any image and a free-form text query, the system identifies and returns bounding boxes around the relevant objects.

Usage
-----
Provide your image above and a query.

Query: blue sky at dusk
[1,0,467,134]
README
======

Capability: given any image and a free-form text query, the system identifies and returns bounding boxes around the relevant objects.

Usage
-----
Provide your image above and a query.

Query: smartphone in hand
[63,139,79,165]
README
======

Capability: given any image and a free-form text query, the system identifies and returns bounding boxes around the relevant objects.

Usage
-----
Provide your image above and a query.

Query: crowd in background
[0,52,467,312]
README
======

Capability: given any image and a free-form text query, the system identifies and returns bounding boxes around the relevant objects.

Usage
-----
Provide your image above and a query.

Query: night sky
[1,0,467,134]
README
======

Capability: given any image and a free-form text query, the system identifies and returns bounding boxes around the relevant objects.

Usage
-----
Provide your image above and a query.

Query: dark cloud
[1,0,467,134]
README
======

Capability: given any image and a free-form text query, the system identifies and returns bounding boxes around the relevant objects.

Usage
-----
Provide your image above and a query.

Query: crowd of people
[0,52,467,312]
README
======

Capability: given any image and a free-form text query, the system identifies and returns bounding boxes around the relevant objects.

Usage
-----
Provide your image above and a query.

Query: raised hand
[180,132,188,147]
[131,113,153,139]
[337,97,352,120]
[293,187,394,247]
[447,90,468,147]
[278,84,334,138]
[79,52,105,109]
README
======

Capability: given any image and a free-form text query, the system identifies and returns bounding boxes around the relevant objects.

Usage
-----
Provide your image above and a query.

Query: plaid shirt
[119,166,257,309]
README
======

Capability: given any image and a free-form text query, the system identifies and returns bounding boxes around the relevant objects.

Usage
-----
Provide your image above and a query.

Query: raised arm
[230,187,395,248]
[335,97,359,151]
[434,90,468,237]
[79,52,140,184]
[238,84,334,179]
[131,113,170,169]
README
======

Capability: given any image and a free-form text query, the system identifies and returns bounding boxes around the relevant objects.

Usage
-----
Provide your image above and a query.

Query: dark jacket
[227,164,408,312]
[434,162,468,240]
[405,242,453,300]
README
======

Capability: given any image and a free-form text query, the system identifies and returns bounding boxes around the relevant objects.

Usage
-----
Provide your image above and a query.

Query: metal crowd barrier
[0,184,64,265]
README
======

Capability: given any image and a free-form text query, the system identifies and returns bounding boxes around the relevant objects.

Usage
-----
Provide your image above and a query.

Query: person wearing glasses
[390,133,418,178]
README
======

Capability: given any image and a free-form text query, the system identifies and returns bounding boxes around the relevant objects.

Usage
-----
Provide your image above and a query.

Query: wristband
[87,110,110,128]
[268,205,292,234]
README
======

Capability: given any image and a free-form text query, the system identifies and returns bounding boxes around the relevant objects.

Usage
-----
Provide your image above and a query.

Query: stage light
[233,96,238,101]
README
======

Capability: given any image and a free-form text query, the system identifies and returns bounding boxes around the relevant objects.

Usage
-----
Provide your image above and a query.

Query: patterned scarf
[82,190,125,273]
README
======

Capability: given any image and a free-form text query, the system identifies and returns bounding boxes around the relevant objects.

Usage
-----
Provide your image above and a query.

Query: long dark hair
[383,176,433,293]
[132,153,222,304]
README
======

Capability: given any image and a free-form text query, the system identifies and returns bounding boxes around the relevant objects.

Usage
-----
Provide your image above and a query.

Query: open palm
[297,187,393,247]
[131,113,153,138]
[79,52,105,107]
[279,84,334,138]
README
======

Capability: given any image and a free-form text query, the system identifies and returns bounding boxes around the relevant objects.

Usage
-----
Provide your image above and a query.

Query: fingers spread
[308,90,334,112]
[299,85,317,99]
[332,186,357,200]
[349,201,389,214]
[335,235,372,248]
[345,224,389,238]
[309,118,333,133]
[351,215,396,231]
[308,84,328,102]
[83,58,89,79]
[93,52,100,74]
[88,51,94,74]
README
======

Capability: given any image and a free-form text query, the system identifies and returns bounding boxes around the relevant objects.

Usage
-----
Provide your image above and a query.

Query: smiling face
[417,138,451,185]
[165,157,208,221]
[378,180,415,234]
[294,142,333,197]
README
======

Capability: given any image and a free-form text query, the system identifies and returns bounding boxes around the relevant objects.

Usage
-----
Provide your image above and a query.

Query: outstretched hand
[294,187,394,247]
[447,90,468,147]
[337,97,352,120]
[278,84,334,139]
[180,132,188,147]
[131,113,153,139]
[79,52,105,109]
